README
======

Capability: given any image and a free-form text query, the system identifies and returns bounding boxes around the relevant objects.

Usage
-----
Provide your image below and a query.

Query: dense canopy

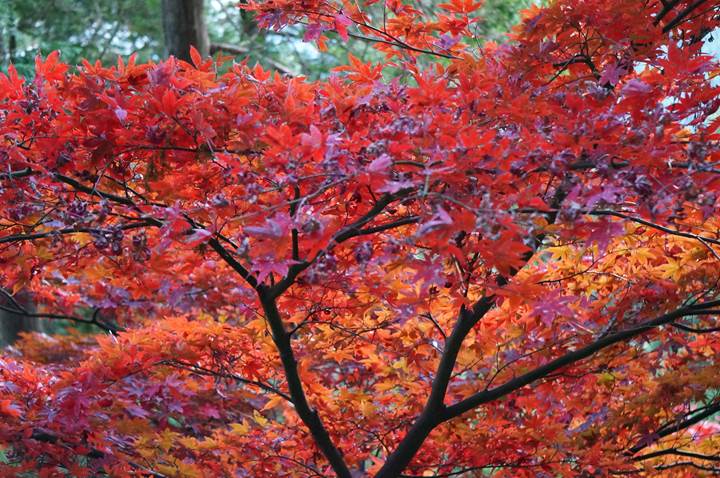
[2,0,720,477]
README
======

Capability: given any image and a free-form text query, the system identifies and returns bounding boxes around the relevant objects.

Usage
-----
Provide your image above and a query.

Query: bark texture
[161,0,209,62]
[0,291,41,347]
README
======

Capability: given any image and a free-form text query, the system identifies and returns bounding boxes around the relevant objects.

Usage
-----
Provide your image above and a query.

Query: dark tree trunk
[0,291,41,347]
[1,9,18,66]
[161,0,209,62]
[0,20,4,66]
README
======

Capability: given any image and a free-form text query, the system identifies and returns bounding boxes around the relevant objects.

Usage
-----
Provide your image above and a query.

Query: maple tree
[2,0,720,476]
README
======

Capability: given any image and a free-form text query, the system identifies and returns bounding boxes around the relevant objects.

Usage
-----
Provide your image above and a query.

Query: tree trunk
[1,7,18,67]
[161,0,209,62]
[0,291,41,348]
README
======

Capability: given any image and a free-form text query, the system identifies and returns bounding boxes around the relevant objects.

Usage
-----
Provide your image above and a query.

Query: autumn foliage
[2,0,720,476]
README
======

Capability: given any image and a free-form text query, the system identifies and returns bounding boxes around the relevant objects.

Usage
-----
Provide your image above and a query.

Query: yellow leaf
[360,400,375,417]
[392,357,408,372]
[656,259,683,281]
[597,372,615,388]
[374,381,397,392]
[253,409,269,427]
[326,348,354,362]
[157,429,177,452]
[230,421,249,435]
[178,437,199,450]
[262,395,284,411]
[157,464,178,476]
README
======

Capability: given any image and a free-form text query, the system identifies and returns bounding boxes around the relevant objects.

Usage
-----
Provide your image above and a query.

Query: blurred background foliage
[1,0,533,79]
[1,1,163,73]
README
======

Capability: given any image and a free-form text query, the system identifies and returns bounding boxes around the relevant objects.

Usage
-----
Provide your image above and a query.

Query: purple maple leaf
[416,206,453,236]
[244,213,293,239]
[368,153,392,172]
[586,219,624,252]
[531,291,574,327]
[599,62,624,86]
[252,257,299,283]
[304,23,324,41]
[621,79,652,97]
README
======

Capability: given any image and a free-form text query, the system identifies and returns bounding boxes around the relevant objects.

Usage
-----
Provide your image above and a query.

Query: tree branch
[29,429,167,477]
[210,43,298,76]
[0,289,121,334]
[257,288,352,478]
[442,300,720,420]
[207,238,259,290]
[0,221,155,245]
[662,0,712,32]
[373,298,496,478]
[162,359,292,402]
[654,0,683,25]
[671,321,720,333]
[373,183,572,478]
[633,448,720,462]
[270,190,413,298]
[627,400,720,455]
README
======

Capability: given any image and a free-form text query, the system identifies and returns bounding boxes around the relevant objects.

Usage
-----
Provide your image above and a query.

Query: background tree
[162,0,209,61]
[0,292,40,347]
[2,0,720,477]
[1,0,533,78]
[1,0,163,74]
